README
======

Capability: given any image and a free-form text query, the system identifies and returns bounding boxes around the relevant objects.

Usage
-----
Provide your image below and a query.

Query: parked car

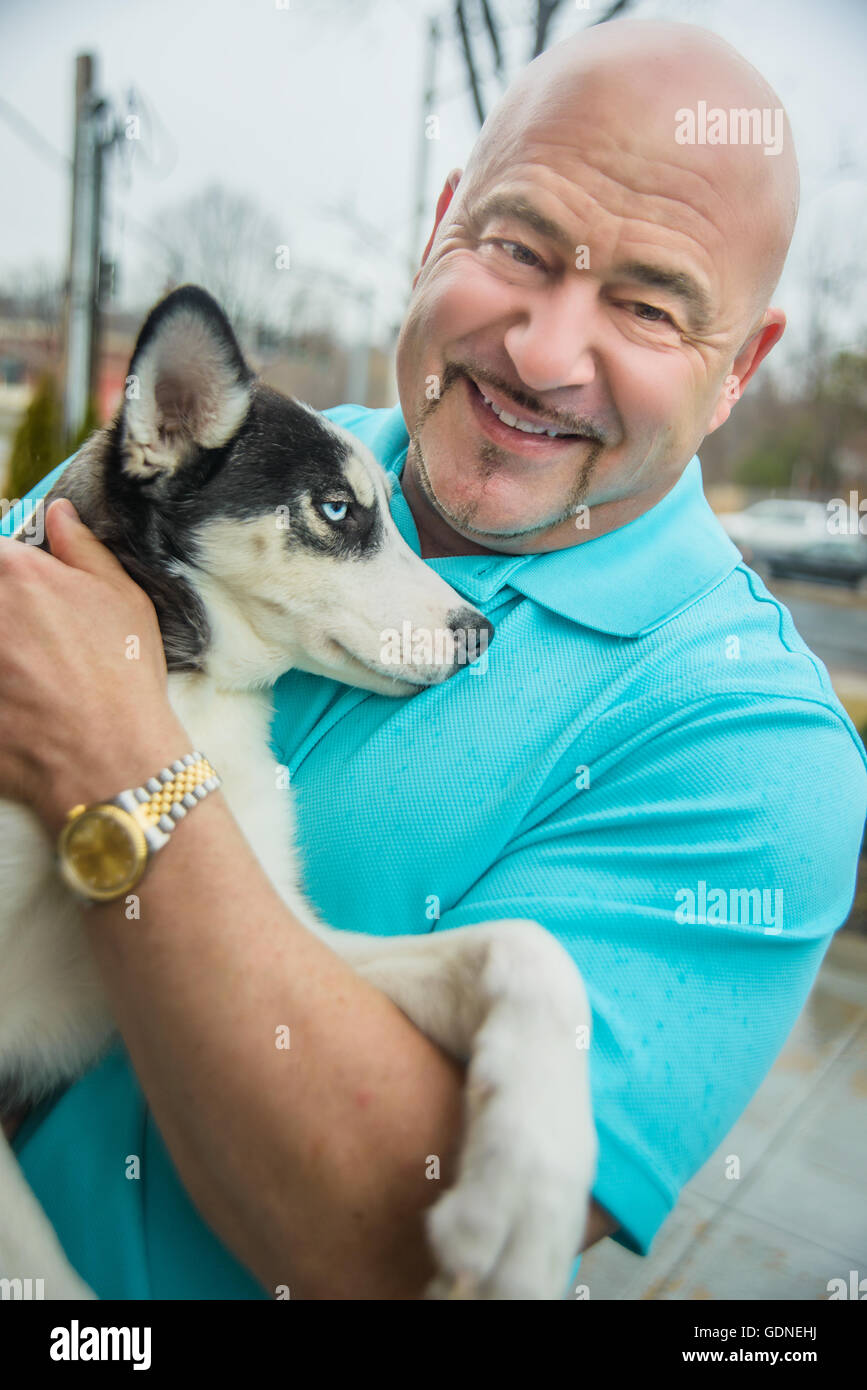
[759,535,867,590]
[717,499,830,559]
[717,499,867,588]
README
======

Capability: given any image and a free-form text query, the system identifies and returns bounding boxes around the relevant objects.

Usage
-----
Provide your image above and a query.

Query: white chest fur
[0,672,313,1105]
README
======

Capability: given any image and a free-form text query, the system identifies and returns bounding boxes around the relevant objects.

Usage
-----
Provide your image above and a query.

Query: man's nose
[502,280,599,393]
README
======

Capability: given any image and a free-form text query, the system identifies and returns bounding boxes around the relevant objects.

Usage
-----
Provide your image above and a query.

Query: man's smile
[462,374,599,464]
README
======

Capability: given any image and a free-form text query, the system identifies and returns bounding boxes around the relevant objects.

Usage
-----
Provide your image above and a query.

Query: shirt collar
[369,403,741,639]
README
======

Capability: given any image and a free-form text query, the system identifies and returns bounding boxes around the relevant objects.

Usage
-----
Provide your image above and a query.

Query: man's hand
[0,499,189,833]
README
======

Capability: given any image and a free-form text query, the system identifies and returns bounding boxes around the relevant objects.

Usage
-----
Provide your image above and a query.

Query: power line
[0,89,172,253]
[0,94,70,171]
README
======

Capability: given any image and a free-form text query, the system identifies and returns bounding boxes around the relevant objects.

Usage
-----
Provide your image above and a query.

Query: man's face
[396,87,782,554]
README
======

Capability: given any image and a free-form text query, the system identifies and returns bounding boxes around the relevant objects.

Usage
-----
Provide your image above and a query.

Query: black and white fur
[0,287,596,1300]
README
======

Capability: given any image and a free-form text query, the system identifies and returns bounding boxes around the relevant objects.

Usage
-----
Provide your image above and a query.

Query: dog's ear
[119,285,253,482]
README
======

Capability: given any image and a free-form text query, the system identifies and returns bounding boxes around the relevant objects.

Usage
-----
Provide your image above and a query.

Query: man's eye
[320,499,349,522]
[632,303,673,324]
[486,238,544,269]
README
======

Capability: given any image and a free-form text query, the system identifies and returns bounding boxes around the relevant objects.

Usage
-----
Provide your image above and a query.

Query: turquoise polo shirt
[5,402,867,1300]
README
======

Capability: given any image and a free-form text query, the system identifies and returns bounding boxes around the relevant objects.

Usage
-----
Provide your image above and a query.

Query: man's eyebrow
[469,193,574,251]
[468,193,714,333]
[611,260,714,334]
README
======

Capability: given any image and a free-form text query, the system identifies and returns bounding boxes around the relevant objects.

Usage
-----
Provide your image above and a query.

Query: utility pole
[62,54,122,446]
[409,15,441,282]
[63,54,101,445]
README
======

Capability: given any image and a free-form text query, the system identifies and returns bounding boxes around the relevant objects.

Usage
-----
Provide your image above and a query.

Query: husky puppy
[0,287,596,1300]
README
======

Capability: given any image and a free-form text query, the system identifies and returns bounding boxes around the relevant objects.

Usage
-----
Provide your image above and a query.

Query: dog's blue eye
[320,500,349,523]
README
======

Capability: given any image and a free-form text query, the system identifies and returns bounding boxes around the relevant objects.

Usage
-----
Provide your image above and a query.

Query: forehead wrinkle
[486,126,739,249]
[467,191,574,254]
[455,21,798,318]
[467,177,718,335]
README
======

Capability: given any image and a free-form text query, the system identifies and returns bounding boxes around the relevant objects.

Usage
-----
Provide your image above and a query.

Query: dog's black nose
[447,607,494,669]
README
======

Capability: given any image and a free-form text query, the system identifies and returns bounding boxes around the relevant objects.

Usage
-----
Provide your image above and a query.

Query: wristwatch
[57,751,221,902]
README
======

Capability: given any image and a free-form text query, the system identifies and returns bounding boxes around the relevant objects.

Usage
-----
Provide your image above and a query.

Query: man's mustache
[433,360,608,445]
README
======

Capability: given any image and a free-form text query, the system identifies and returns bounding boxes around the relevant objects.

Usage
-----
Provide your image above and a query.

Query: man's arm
[0,506,611,1298]
[583,1200,620,1249]
[76,792,615,1298]
[7,767,615,1294]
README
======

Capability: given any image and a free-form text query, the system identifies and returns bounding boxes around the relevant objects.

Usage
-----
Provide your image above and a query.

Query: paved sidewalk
[574,930,867,1300]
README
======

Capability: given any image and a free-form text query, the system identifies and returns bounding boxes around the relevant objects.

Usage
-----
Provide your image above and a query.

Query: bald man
[2,19,865,1300]
[399,18,799,553]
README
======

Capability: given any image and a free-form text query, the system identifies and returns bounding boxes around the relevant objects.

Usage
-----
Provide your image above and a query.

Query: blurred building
[0,296,395,493]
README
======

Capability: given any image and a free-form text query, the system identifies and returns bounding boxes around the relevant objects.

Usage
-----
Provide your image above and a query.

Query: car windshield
[748,501,821,524]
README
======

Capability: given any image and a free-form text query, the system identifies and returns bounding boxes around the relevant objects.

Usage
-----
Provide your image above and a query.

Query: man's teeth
[480,392,570,437]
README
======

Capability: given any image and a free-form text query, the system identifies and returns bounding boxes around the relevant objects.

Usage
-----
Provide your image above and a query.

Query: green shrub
[7,376,99,499]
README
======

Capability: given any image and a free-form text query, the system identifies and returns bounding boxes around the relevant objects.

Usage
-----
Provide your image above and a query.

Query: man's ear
[413,169,462,288]
[706,308,786,435]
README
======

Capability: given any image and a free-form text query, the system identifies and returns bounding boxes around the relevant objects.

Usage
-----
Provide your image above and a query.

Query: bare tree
[454,0,636,127]
[144,185,294,336]
[1,264,64,333]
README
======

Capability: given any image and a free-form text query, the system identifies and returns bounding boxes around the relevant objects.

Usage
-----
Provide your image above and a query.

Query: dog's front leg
[0,1132,96,1298]
[326,919,597,1300]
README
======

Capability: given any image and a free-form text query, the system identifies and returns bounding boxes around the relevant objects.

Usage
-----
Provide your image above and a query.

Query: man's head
[396,18,799,556]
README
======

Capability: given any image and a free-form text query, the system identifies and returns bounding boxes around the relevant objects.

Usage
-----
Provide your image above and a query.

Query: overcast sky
[2,0,866,371]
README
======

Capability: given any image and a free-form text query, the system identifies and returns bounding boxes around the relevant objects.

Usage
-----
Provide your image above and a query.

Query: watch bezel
[58,802,149,902]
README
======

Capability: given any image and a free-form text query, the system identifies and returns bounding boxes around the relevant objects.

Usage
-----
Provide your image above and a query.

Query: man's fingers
[44,498,128,582]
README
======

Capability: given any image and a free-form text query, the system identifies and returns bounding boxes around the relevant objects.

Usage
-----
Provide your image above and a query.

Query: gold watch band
[58,751,222,903]
[128,753,222,842]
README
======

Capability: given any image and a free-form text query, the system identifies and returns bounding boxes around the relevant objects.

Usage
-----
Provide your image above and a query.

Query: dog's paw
[422,1028,597,1300]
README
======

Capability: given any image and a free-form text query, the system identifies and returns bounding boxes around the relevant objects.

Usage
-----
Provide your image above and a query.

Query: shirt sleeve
[432,692,867,1255]
[0,455,77,537]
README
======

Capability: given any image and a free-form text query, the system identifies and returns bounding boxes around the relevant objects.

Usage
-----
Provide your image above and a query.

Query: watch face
[59,805,148,901]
